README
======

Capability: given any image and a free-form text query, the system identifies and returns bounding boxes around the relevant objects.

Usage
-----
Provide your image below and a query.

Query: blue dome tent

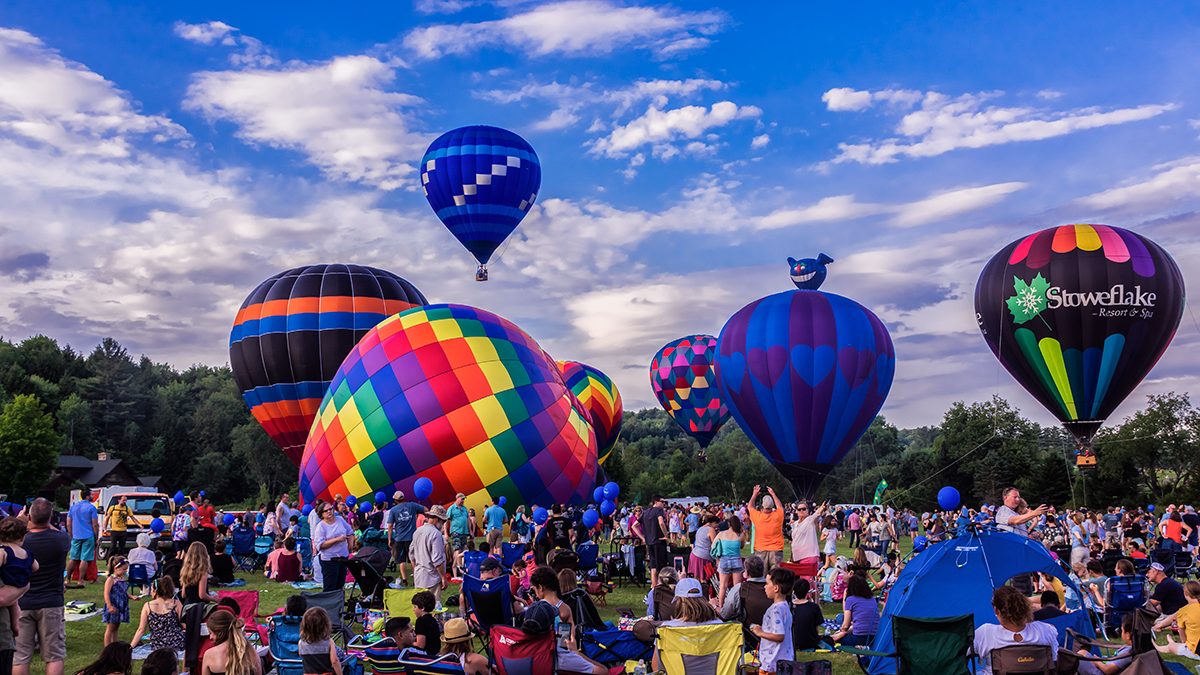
[866,528,1096,674]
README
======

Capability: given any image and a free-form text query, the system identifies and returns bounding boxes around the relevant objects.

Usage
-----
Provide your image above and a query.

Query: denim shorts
[718,555,743,574]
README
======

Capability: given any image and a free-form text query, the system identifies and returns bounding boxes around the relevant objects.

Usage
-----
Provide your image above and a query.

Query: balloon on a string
[533,507,548,525]
[937,487,960,511]
[593,487,605,503]
[1148,505,1156,512]
[360,502,371,513]
[223,513,235,526]
[603,482,619,500]
[173,491,185,505]
[302,504,313,516]
[375,492,386,504]
[200,491,206,497]
[150,518,165,534]
[414,478,434,501]
[499,496,507,506]
[913,535,928,553]
[582,509,599,529]
[600,500,615,517]
[346,496,357,507]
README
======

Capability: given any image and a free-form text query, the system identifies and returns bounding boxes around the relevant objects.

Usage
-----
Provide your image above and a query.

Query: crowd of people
[2,480,1190,675]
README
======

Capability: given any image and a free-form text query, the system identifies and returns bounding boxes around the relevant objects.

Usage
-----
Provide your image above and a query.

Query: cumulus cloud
[174,21,277,67]
[476,77,726,130]
[824,88,1174,165]
[1073,156,1200,213]
[821,87,921,111]
[589,101,761,158]
[183,56,428,190]
[403,0,726,59]
[751,133,770,149]
[756,183,1027,229]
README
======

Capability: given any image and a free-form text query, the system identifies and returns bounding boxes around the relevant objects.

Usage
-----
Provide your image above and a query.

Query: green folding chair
[839,614,977,675]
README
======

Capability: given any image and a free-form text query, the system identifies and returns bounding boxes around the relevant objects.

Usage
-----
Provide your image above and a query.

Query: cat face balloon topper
[788,254,834,290]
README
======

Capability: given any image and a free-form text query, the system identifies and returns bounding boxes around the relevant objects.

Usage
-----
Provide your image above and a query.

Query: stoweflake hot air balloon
[298,304,598,517]
[230,264,428,466]
[715,259,895,498]
[556,361,623,465]
[650,336,732,447]
[420,125,541,281]
[975,224,1185,465]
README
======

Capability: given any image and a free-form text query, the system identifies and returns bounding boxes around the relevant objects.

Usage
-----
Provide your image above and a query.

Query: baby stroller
[337,546,392,621]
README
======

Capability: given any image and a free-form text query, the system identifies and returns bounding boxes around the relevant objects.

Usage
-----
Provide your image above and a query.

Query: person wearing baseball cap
[1148,561,1188,618]
[440,618,489,674]
[748,485,785,571]
[386,489,425,590]
[411,505,448,606]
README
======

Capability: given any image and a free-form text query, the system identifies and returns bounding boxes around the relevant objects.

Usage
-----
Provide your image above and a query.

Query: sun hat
[443,618,475,643]
[426,505,448,520]
[674,577,703,599]
[456,492,467,499]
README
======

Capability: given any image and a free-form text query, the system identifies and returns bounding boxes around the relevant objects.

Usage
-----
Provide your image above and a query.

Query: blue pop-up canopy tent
[866,528,1095,674]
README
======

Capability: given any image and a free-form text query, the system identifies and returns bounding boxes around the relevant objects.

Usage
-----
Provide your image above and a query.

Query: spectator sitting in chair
[974,586,1059,675]
[643,566,679,620]
[1032,590,1067,621]
[826,574,880,648]
[719,554,767,621]
[265,538,303,583]
[791,577,824,651]
[211,541,236,585]
[460,557,522,618]
[525,569,608,675]
[128,533,158,577]
[1149,562,1189,630]
[364,616,419,672]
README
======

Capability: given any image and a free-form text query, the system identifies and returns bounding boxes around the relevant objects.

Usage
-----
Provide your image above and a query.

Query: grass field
[51,535,1196,674]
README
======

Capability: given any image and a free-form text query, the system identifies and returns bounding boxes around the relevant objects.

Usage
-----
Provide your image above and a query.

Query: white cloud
[414,0,479,14]
[0,29,189,158]
[403,0,725,59]
[174,21,277,67]
[589,101,761,158]
[1037,89,1063,100]
[1074,157,1200,212]
[826,89,1174,165]
[821,87,921,111]
[183,56,428,190]
[751,133,770,149]
[756,182,1027,229]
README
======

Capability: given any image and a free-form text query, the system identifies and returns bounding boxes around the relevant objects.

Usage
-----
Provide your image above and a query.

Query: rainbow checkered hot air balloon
[650,335,731,447]
[556,361,623,465]
[229,264,427,465]
[299,305,598,515]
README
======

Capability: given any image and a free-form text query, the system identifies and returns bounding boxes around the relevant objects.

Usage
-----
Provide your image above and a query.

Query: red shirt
[195,505,216,529]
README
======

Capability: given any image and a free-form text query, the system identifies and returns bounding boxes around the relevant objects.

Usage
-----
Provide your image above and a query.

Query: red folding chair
[218,590,269,644]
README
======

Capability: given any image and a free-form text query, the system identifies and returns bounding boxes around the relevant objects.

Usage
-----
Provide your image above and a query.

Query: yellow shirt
[107,505,132,532]
[1177,602,1200,654]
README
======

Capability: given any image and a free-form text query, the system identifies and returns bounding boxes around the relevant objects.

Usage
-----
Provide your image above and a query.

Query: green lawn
[51,535,1196,674]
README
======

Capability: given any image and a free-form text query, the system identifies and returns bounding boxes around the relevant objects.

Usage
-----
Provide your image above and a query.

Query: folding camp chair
[267,615,304,675]
[1104,575,1147,632]
[230,526,258,571]
[656,622,744,675]
[500,543,525,569]
[383,588,417,618]
[561,588,606,636]
[128,563,155,592]
[461,574,515,648]
[462,550,488,578]
[488,624,557,675]
[396,653,466,675]
[1101,552,1130,578]
[294,537,313,571]
[990,644,1053,675]
[548,548,579,575]
[578,626,653,665]
[1174,551,1194,578]
[218,590,268,644]
[1151,549,1177,577]
[253,535,273,568]
[575,543,599,572]
[301,588,351,646]
[840,614,977,675]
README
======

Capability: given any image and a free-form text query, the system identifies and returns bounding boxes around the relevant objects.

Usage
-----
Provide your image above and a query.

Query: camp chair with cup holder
[487,624,557,675]
[230,525,258,571]
[1103,575,1148,633]
[500,543,525,569]
[655,621,745,675]
[267,614,304,675]
[301,588,351,647]
[460,573,516,650]
[838,614,977,675]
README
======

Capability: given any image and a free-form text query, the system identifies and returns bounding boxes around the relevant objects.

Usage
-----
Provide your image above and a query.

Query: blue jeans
[320,557,346,592]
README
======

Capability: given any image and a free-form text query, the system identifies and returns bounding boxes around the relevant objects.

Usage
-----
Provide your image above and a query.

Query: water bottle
[633,659,646,675]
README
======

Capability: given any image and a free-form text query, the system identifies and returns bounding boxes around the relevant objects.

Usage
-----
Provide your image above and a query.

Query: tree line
[0,334,1194,512]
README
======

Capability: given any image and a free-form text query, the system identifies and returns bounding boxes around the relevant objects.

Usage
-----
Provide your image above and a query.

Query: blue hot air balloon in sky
[715,260,895,498]
[420,126,541,281]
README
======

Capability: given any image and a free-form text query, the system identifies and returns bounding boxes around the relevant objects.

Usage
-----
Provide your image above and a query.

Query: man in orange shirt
[748,485,785,571]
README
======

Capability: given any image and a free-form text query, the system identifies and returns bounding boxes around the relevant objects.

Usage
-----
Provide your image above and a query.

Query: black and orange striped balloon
[229,264,427,465]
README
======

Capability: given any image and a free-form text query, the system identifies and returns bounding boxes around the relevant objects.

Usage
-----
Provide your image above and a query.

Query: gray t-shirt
[996,506,1027,536]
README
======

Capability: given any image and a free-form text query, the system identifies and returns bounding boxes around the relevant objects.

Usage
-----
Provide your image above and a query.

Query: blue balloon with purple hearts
[420,125,541,271]
[716,282,895,499]
[788,254,834,290]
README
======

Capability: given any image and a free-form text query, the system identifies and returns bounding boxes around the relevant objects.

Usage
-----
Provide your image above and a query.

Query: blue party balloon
[533,507,548,525]
[582,509,599,529]
[1148,504,1156,512]
[593,487,605,503]
[420,126,541,275]
[937,486,960,511]
[150,518,165,534]
[413,477,434,500]
[499,496,507,506]
[716,283,895,499]
[600,500,615,517]
[302,504,313,516]
[375,491,386,504]
[603,482,620,500]
[200,491,206,497]
[913,535,928,552]
[360,502,371,513]
[173,491,185,504]
[223,513,235,526]
[346,495,357,507]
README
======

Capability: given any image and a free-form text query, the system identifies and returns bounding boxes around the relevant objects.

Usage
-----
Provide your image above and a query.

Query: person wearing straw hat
[412,505,448,606]
[439,618,489,674]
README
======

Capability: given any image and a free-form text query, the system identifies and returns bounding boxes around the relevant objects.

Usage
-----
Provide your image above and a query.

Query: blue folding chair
[576,543,599,572]
[462,550,488,579]
[267,615,303,675]
[231,526,258,571]
[1105,575,1147,632]
[294,537,313,571]
[500,543,525,569]
[398,653,465,675]
[254,535,274,568]
[461,573,515,649]
[128,563,154,592]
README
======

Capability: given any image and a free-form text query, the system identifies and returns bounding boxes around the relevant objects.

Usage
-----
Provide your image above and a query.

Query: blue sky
[2,0,1199,430]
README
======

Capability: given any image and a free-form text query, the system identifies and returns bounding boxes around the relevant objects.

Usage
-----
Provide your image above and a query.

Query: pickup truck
[92,490,175,560]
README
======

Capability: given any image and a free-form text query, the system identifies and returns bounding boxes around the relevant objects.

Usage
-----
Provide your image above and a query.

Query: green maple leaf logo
[1006,273,1050,324]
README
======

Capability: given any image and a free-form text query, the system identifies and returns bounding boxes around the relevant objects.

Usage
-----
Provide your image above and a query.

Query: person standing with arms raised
[748,486,785,571]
